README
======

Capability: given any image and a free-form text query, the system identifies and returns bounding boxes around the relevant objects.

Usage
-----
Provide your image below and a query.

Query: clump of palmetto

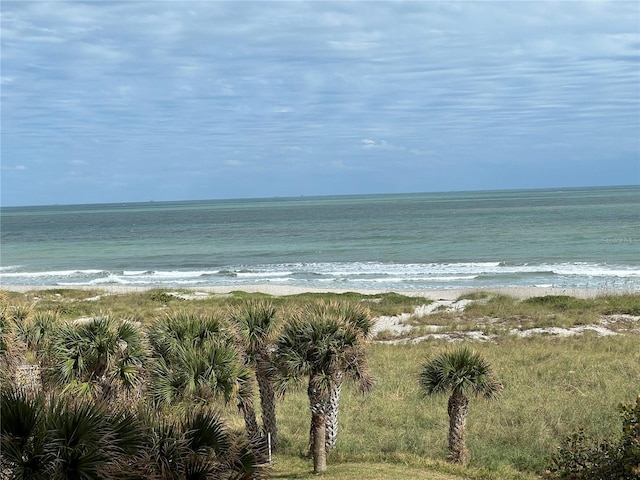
[0,387,144,479]
[1,300,58,395]
[0,388,267,480]
[46,314,148,404]
[147,310,261,440]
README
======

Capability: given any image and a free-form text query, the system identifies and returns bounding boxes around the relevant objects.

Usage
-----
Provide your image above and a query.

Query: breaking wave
[1,261,638,291]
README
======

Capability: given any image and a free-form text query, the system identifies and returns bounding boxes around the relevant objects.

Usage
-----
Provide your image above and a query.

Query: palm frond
[184,408,232,456]
[419,347,503,399]
[231,299,278,334]
[0,387,45,444]
[43,397,133,478]
[273,302,374,397]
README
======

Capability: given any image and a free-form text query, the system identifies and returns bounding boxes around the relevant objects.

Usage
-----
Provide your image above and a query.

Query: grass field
[268,336,638,479]
[2,288,639,479]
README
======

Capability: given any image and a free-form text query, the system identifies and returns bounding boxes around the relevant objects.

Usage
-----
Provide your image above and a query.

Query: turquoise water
[1,186,639,291]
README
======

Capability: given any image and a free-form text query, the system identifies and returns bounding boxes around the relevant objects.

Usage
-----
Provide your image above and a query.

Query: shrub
[546,396,640,479]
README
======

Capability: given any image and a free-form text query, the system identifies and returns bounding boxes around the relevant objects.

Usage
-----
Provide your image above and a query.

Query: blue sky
[1,1,639,206]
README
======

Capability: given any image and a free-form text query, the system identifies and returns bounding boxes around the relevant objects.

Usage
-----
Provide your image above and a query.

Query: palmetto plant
[0,388,144,480]
[1,388,267,480]
[132,407,268,480]
[13,310,59,360]
[273,304,374,473]
[419,347,503,465]
[230,299,281,450]
[47,315,148,403]
[148,311,260,440]
[0,301,59,395]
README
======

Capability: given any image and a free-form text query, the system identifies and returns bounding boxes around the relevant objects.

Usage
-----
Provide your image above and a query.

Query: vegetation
[419,347,503,465]
[1,389,144,479]
[546,396,640,479]
[301,300,375,452]
[0,388,265,480]
[230,299,282,450]
[147,311,260,439]
[0,288,639,480]
[47,315,148,402]
[272,301,375,473]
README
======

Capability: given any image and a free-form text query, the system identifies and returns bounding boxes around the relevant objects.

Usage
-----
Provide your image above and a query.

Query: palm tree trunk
[308,380,328,473]
[93,358,113,402]
[256,359,278,450]
[447,391,470,465]
[311,411,327,473]
[238,395,260,440]
[325,370,343,451]
[307,371,343,455]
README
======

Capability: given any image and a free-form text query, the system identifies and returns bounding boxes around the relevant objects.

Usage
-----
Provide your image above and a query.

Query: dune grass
[407,292,640,336]
[9,288,429,325]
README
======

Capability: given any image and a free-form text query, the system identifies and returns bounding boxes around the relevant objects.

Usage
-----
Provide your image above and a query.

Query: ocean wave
[235,271,294,278]
[0,269,106,279]
[549,263,640,278]
[1,261,638,290]
[0,265,22,272]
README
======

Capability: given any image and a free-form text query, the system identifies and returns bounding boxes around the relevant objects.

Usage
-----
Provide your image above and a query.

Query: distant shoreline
[2,284,637,300]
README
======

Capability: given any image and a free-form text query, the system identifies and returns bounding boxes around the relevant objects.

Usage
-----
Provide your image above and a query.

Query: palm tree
[273,305,374,473]
[148,311,260,440]
[322,301,374,452]
[418,347,502,465]
[230,299,281,450]
[46,315,148,404]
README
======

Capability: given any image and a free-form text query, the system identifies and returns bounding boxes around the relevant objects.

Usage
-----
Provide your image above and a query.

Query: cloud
[280,146,302,153]
[1,0,638,205]
[225,159,245,167]
[1,165,27,171]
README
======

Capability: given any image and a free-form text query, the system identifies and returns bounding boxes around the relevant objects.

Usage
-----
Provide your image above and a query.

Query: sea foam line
[1,261,639,289]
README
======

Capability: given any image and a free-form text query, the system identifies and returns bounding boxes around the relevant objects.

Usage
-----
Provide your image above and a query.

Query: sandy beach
[1,284,631,300]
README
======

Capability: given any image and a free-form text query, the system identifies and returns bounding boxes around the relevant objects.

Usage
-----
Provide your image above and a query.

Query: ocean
[1,186,639,292]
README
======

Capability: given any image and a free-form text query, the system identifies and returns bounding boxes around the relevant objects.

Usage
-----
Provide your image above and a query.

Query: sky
[1,1,639,207]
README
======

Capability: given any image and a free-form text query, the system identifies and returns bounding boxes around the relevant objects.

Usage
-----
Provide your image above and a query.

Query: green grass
[460,292,640,328]
[270,454,537,479]
[405,292,640,336]
[2,288,639,479]
[270,335,638,477]
[13,289,430,325]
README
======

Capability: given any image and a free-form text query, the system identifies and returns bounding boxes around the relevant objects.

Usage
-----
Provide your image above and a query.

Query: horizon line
[1,183,637,209]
